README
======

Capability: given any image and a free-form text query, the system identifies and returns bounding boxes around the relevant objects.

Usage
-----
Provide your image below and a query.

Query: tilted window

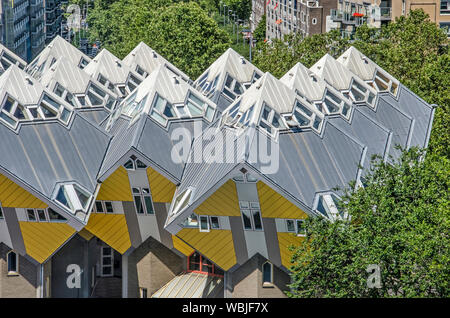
[132,187,154,215]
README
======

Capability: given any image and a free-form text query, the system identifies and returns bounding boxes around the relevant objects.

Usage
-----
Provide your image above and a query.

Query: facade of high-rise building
[0,0,45,61]
[330,1,450,38]
[44,0,63,44]
[0,36,435,298]
[264,0,338,40]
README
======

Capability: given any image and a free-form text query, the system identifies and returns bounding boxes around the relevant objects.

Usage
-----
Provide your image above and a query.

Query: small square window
[210,216,220,229]
[199,215,210,232]
[105,202,114,213]
[37,209,47,222]
[27,209,36,221]
[95,201,104,213]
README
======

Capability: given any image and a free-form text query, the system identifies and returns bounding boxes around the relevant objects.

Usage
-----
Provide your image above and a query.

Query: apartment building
[264,0,338,40]
[330,1,450,38]
[0,36,435,298]
[0,0,45,61]
[44,0,63,44]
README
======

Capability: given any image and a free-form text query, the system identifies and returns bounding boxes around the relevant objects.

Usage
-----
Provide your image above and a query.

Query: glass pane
[102,267,112,275]
[134,196,144,214]
[37,209,46,221]
[233,81,244,95]
[297,220,306,234]
[144,196,154,214]
[8,253,17,272]
[27,209,36,221]
[225,75,234,88]
[210,216,220,229]
[102,247,112,256]
[48,208,66,221]
[124,160,135,170]
[242,210,252,229]
[200,216,209,231]
[263,263,272,283]
[132,187,140,194]
[74,186,90,209]
[95,201,104,213]
[252,211,263,230]
[136,160,147,168]
[153,95,166,112]
[102,257,112,265]
[87,91,104,106]
[286,220,295,232]
[105,202,114,213]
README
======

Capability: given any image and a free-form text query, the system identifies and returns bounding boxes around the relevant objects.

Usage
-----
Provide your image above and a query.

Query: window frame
[239,201,263,231]
[262,261,273,286]
[132,187,155,215]
[7,250,19,276]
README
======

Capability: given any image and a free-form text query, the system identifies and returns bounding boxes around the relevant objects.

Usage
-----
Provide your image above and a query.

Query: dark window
[262,262,273,284]
[105,202,114,213]
[47,208,66,221]
[95,201,104,213]
[7,251,18,273]
[27,209,36,221]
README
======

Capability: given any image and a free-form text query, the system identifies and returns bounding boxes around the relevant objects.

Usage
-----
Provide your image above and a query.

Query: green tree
[143,2,230,78]
[253,14,266,43]
[87,1,230,78]
[288,148,449,297]
[253,30,349,78]
[223,0,251,21]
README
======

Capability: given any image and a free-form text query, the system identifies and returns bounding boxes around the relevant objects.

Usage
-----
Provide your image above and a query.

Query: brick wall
[231,254,290,298]
[127,236,185,297]
[0,243,38,298]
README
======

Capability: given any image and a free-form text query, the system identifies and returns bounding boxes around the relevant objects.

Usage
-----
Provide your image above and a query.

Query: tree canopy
[87,0,230,78]
[288,149,449,297]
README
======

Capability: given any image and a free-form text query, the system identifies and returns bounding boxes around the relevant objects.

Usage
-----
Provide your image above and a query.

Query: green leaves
[288,149,450,297]
[87,0,230,79]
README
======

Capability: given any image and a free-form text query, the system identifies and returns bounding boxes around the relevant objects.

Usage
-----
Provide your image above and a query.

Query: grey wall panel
[155,203,173,250]
[123,201,142,248]
[3,207,26,255]
[262,218,282,268]
[229,216,248,265]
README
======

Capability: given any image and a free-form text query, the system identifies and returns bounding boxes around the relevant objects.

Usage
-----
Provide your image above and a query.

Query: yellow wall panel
[257,181,308,219]
[85,214,131,254]
[194,180,240,216]
[0,173,47,209]
[177,229,237,270]
[172,235,194,256]
[277,232,305,269]
[78,228,94,241]
[97,166,132,202]
[19,222,75,263]
[147,167,176,203]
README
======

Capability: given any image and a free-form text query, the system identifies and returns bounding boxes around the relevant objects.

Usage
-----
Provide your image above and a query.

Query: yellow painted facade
[97,166,133,202]
[194,180,240,216]
[78,228,94,241]
[172,235,194,256]
[84,214,131,254]
[257,181,308,219]
[19,222,75,263]
[177,229,236,270]
[147,167,176,203]
[0,173,47,209]
[277,232,305,269]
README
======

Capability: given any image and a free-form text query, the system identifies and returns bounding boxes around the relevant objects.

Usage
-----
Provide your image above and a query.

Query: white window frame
[132,187,155,215]
[209,216,220,229]
[199,215,210,232]
[94,201,115,214]
[240,201,263,231]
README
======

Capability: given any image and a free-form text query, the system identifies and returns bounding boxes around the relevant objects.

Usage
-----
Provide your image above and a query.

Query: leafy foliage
[253,14,266,43]
[87,0,230,78]
[222,0,251,20]
[288,148,450,297]
[253,10,449,159]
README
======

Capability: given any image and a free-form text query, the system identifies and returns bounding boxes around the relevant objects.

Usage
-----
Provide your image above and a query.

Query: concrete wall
[230,254,289,298]
[127,236,185,297]
[0,243,38,298]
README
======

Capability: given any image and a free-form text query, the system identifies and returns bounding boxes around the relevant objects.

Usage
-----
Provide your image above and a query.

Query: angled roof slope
[0,66,111,227]
[123,41,191,82]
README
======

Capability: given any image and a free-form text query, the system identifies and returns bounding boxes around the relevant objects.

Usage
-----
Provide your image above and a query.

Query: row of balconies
[331,7,391,24]
[32,34,45,48]
[31,9,45,20]
[31,22,44,35]
[14,16,29,35]
[14,31,30,49]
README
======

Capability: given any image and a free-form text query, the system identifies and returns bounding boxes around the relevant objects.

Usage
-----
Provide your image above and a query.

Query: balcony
[331,9,344,22]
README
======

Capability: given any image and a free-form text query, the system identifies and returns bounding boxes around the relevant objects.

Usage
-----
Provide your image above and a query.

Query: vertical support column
[224,271,233,298]
[82,240,89,298]
[122,253,128,298]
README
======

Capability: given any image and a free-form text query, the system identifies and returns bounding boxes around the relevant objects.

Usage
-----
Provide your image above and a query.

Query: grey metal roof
[83,48,144,85]
[122,41,191,82]
[194,48,263,112]
[26,36,91,80]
